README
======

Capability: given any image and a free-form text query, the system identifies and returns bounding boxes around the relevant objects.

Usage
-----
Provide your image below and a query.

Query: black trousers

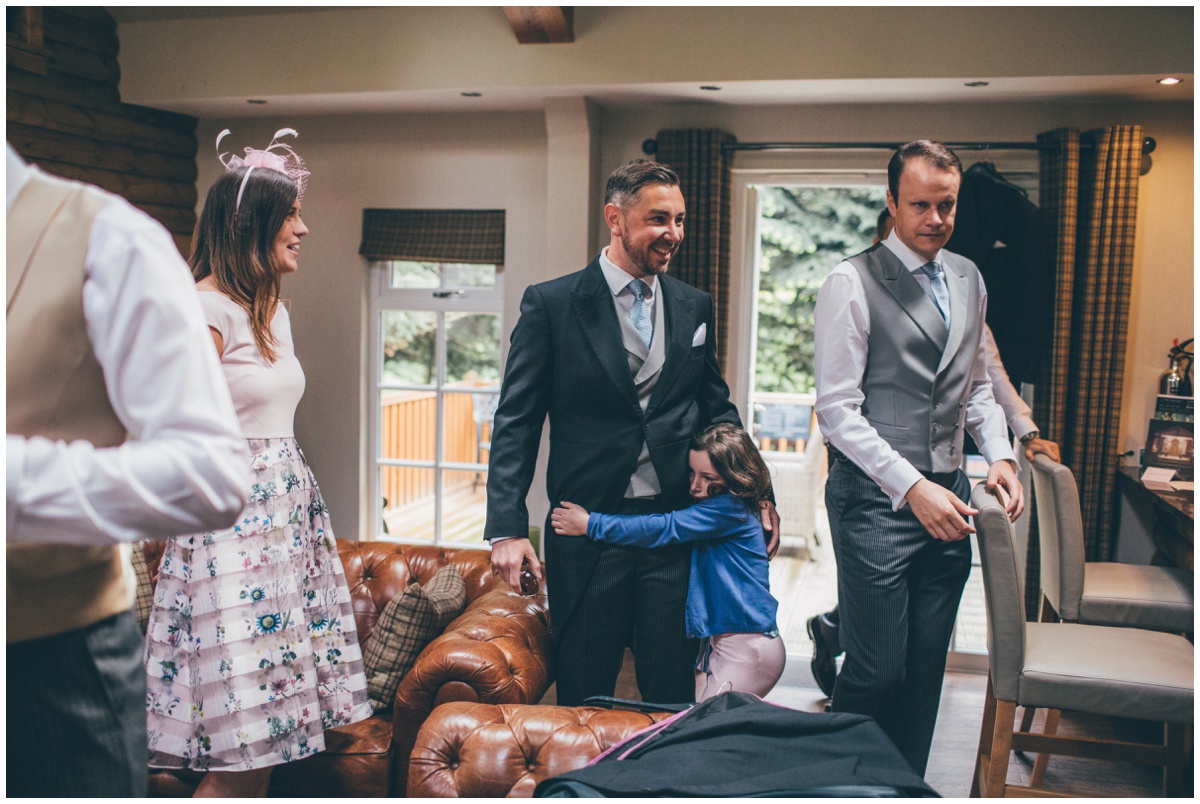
[551,497,697,707]
[8,610,147,797]
[825,458,972,776]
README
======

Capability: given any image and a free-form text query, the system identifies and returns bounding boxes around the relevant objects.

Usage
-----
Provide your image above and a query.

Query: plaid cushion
[363,564,467,713]
[130,542,155,634]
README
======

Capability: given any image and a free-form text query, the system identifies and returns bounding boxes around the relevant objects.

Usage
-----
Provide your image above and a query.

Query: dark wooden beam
[7,7,50,75]
[502,7,573,44]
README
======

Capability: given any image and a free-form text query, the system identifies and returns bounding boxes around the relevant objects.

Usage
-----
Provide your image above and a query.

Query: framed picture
[1145,419,1194,481]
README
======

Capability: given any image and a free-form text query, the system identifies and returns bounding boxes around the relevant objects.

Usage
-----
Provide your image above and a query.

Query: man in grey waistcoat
[485,159,778,706]
[813,140,1024,775]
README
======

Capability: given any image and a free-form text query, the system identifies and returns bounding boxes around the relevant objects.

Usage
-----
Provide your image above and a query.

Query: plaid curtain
[359,209,505,265]
[654,129,736,367]
[1026,125,1142,615]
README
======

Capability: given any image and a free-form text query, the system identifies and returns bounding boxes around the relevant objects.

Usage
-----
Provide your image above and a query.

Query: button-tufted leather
[408,703,672,798]
[143,539,552,797]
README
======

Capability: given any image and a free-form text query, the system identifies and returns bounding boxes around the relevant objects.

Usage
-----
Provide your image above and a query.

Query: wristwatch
[1019,430,1040,445]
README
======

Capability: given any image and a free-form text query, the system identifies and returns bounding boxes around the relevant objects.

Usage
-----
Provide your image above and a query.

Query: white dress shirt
[983,325,1038,441]
[814,230,1015,510]
[6,146,250,545]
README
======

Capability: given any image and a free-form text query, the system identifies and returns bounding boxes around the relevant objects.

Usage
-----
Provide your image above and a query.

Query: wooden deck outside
[382,473,489,545]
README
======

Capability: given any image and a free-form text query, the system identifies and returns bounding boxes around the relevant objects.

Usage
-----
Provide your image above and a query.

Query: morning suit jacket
[484,258,740,639]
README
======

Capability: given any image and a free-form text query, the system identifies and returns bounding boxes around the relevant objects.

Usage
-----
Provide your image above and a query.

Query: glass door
[370,261,503,545]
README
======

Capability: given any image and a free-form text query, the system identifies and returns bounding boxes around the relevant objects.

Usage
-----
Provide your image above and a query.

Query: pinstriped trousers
[825,457,971,776]
[7,611,147,796]
[551,498,697,707]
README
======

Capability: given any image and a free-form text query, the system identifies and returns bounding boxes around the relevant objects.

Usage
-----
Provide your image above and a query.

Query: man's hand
[1024,437,1061,464]
[987,459,1025,522]
[760,500,781,559]
[550,502,590,537]
[490,537,541,592]
[905,478,978,542]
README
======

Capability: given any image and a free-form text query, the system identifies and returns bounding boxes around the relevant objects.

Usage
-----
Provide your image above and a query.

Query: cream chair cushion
[1020,621,1193,723]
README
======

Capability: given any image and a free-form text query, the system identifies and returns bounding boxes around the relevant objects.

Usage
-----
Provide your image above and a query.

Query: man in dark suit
[485,159,777,706]
[814,141,1024,774]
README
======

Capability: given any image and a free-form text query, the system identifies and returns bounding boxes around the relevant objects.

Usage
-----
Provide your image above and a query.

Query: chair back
[971,483,1026,701]
[1030,455,1087,620]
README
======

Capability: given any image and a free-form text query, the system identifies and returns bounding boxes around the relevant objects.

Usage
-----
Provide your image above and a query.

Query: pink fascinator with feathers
[217,127,310,211]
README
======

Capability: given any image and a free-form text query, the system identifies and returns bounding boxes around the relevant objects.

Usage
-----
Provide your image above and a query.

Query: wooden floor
[540,654,1187,797]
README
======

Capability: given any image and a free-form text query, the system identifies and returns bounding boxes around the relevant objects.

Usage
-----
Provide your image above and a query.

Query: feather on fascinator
[217,127,310,211]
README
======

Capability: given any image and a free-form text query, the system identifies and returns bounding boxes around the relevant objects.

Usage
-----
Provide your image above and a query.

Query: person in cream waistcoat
[6,143,248,796]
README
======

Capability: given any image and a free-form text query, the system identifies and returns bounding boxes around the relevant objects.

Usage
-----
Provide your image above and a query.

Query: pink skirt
[144,438,371,771]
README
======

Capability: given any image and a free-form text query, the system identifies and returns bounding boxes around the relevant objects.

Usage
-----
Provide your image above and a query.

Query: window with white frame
[362,210,505,545]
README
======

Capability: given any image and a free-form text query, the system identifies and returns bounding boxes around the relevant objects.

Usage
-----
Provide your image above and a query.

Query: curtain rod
[641,137,1156,156]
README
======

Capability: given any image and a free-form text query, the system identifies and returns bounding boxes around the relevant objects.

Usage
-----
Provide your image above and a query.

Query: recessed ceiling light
[1157,76,1183,86]
[461,91,482,97]
[699,85,721,91]
[964,81,989,88]
[247,99,268,104]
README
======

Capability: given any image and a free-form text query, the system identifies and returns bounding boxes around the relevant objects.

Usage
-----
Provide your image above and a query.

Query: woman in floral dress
[144,130,370,797]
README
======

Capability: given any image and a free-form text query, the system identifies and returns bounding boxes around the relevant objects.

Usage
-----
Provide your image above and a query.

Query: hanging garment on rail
[534,692,938,798]
[946,162,1053,387]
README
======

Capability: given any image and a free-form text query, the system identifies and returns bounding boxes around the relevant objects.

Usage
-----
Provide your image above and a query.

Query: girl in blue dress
[552,423,785,701]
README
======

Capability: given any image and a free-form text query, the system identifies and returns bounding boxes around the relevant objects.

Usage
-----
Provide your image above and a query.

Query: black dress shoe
[807,615,838,698]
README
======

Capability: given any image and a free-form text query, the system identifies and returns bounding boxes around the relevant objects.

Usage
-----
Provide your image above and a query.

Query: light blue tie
[920,261,951,328]
[627,279,653,347]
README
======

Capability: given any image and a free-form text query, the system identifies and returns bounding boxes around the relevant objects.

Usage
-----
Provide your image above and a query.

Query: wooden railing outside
[752,391,817,454]
[380,383,495,512]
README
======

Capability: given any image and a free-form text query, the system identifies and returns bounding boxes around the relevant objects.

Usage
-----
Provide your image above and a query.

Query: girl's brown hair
[190,166,298,362]
[690,423,773,506]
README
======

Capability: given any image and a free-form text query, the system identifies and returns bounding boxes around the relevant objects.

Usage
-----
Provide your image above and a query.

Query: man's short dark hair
[605,159,680,209]
[887,140,962,201]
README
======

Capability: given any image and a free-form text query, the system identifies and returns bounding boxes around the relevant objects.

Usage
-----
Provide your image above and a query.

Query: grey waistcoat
[616,292,666,497]
[848,244,984,475]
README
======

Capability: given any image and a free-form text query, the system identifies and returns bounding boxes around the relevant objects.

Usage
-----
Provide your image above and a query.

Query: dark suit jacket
[484,258,740,636]
[946,163,1052,386]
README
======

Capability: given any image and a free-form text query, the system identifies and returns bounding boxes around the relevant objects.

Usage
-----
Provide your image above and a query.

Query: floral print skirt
[145,437,371,771]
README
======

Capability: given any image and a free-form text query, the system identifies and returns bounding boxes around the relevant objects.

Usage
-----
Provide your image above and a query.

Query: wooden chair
[970,484,1192,797]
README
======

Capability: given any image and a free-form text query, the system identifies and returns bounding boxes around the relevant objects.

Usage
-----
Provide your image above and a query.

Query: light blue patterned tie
[920,261,951,328]
[627,278,653,347]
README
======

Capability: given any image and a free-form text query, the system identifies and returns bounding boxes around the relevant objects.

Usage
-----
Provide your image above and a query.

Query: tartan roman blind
[359,209,505,265]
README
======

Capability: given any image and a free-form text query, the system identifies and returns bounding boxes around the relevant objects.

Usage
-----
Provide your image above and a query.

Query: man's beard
[622,232,673,276]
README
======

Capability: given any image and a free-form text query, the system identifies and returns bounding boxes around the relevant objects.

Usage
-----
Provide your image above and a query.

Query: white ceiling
[105,6,1193,117]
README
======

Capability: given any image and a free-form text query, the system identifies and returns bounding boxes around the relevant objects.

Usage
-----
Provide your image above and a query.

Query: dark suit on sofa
[484,257,739,705]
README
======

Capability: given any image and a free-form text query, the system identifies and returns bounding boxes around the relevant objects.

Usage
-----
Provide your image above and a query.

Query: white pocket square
[692,323,707,347]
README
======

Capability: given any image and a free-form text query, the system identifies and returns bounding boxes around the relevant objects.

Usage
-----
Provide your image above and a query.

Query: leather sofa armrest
[389,585,553,795]
[408,702,670,797]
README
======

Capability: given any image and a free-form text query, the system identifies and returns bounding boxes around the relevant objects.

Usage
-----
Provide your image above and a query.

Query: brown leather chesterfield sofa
[143,539,553,797]
[408,702,673,797]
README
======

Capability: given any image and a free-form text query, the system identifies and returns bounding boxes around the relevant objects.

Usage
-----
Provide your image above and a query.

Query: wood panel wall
[6,7,198,255]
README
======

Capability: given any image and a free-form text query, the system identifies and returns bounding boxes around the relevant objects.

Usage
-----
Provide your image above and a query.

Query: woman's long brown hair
[190,166,297,362]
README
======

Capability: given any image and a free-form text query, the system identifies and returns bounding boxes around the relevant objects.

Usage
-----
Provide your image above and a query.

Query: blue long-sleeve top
[587,493,778,639]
